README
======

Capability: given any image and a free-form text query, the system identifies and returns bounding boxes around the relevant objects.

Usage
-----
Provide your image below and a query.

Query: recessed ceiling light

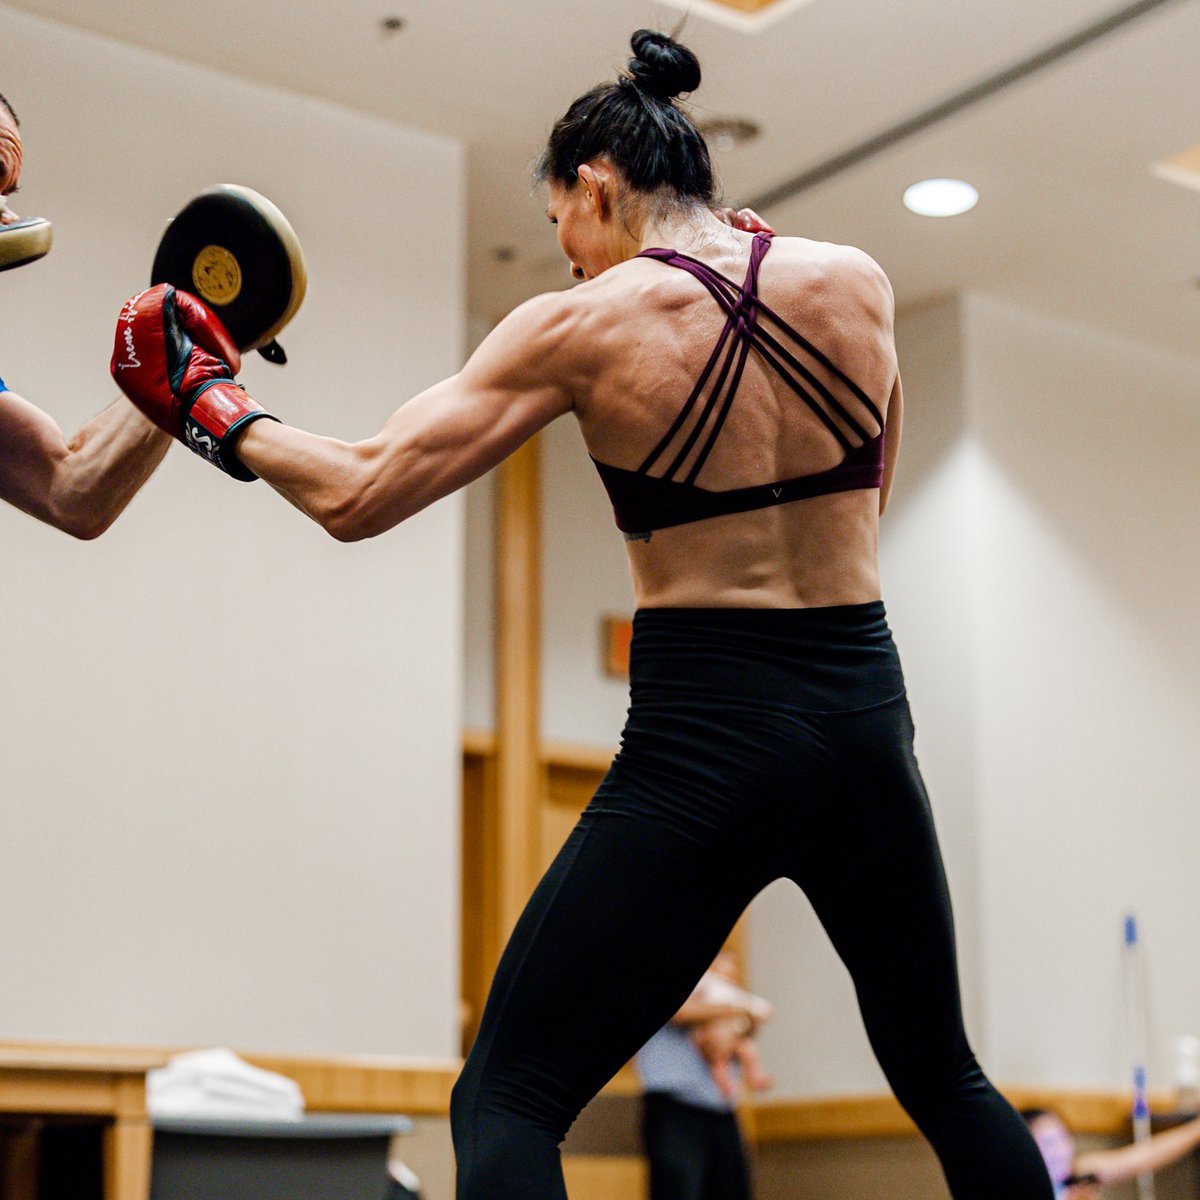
[658,0,816,33]
[697,117,761,154]
[903,178,979,218]
[1152,143,1200,194]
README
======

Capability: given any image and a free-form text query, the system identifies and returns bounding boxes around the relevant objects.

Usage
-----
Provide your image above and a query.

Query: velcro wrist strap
[183,381,276,482]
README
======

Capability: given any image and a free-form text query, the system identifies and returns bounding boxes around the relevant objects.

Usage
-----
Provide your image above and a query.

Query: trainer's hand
[716,206,775,235]
[110,284,275,481]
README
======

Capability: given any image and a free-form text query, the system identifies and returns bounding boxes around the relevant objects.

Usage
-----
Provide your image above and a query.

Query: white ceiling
[7,0,1200,356]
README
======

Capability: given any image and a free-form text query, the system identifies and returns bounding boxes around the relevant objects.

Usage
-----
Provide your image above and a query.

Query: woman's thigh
[459,764,765,1137]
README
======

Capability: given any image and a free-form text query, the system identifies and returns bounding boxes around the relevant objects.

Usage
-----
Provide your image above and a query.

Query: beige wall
[463,413,633,745]
[967,292,1200,1088]
[0,6,466,1057]
[462,289,1200,1103]
[540,418,634,746]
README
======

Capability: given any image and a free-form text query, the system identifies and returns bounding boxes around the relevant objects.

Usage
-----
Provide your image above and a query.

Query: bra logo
[772,487,782,498]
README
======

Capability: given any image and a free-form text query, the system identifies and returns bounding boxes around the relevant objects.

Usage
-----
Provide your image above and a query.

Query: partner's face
[0,107,23,224]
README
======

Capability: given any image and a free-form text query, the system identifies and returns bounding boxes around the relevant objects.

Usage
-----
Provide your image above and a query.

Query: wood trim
[0,1046,167,1073]
[749,1087,1179,1144]
[601,1063,642,1098]
[1002,1085,1176,1137]
[562,1153,648,1197]
[0,1044,460,1118]
[543,739,617,777]
[9,1042,1172,1135]
[242,1052,459,1115]
[562,1153,648,1198]
[493,440,544,953]
[751,1094,918,1143]
[103,1107,151,1200]
[464,733,616,776]
[462,728,497,758]
[0,1071,143,1117]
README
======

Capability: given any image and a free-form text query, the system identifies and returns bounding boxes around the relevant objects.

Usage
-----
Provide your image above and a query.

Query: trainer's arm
[0,387,171,538]
[236,293,576,541]
[880,371,902,515]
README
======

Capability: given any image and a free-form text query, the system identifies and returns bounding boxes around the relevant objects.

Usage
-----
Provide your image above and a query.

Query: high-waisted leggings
[451,603,1053,1199]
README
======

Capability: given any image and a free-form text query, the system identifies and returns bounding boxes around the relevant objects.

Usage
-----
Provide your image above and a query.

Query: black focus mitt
[151,184,306,364]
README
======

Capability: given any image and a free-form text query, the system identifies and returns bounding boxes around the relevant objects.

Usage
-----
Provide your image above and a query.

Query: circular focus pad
[0,217,54,273]
[151,185,306,356]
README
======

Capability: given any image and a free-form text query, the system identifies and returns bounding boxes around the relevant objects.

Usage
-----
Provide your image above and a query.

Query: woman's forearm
[235,419,394,541]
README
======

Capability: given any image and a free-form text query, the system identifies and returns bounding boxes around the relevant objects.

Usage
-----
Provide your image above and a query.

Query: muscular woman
[110,31,1054,1199]
[1,91,169,538]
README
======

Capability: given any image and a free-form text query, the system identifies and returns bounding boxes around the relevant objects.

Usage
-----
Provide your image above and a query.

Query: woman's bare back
[565,230,900,608]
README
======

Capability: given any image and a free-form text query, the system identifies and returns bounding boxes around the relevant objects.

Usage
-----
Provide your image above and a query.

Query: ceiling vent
[1152,143,1200,194]
[656,0,816,33]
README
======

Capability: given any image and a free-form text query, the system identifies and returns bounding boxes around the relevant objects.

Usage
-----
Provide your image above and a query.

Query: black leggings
[451,604,1053,1200]
[643,1093,751,1200]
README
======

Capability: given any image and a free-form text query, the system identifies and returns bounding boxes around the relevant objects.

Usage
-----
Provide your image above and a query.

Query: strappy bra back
[590,232,885,536]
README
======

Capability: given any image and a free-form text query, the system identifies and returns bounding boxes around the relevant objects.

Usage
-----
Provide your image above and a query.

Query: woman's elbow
[323,509,376,543]
[318,492,371,542]
[316,442,418,542]
[319,486,404,543]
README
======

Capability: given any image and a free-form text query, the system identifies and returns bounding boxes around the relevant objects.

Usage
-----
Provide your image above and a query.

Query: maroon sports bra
[590,232,885,536]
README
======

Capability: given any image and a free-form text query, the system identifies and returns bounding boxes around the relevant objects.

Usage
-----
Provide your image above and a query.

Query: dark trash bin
[150,1113,413,1200]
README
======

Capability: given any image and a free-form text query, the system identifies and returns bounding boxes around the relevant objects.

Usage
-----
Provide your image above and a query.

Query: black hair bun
[628,30,702,101]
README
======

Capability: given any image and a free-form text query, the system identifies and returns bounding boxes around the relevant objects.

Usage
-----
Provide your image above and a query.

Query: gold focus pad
[152,185,307,355]
[191,243,243,306]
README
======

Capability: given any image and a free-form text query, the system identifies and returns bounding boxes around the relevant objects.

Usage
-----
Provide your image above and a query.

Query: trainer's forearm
[0,392,170,538]
[57,399,171,536]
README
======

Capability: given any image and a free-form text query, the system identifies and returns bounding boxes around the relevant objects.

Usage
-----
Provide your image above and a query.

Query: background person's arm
[1075,1114,1200,1185]
[671,952,775,1029]
[0,386,170,538]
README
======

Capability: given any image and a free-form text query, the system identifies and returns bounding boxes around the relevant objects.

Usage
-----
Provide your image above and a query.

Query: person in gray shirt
[636,952,773,1200]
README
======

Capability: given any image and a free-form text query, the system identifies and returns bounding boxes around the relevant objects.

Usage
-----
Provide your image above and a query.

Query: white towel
[147,1048,305,1120]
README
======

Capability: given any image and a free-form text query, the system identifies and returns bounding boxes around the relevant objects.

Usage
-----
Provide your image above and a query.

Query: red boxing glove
[111,284,277,481]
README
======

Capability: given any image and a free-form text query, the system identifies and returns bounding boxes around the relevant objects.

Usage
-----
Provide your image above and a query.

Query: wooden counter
[0,1042,460,1200]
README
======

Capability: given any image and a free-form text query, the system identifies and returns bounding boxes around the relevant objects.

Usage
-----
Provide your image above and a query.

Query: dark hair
[1019,1108,1061,1125]
[0,92,18,126]
[535,30,716,208]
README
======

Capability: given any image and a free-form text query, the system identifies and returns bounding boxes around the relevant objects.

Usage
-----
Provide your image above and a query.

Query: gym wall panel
[539,417,635,747]
[965,292,1200,1089]
[0,6,466,1057]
